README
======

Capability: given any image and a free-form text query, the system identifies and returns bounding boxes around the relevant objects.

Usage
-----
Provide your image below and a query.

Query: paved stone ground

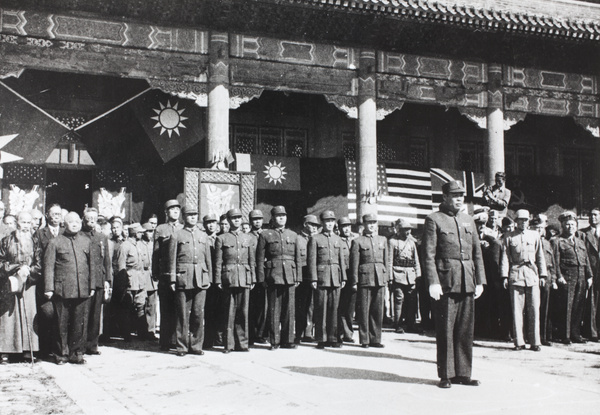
[1,329,599,415]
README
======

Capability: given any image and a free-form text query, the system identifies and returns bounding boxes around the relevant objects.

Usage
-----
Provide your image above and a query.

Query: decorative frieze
[147,79,208,107]
[229,87,263,109]
[459,108,527,131]
[505,66,597,95]
[324,94,358,119]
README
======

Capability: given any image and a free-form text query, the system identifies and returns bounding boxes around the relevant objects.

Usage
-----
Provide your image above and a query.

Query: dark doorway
[46,168,93,214]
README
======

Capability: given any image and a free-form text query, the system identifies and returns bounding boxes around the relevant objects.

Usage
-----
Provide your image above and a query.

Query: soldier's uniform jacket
[256,228,301,285]
[44,231,93,299]
[82,229,112,290]
[340,233,357,273]
[152,222,183,280]
[349,233,388,287]
[500,229,547,286]
[578,227,599,280]
[422,205,486,293]
[214,230,256,288]
[140,238,157,292]
[297,230,311,281]
[308,231,346,287]
[116,238,145,291]
[388,237,421,286]
[169,227,212,290]
[541,238,557,284]
[552,236,593,282]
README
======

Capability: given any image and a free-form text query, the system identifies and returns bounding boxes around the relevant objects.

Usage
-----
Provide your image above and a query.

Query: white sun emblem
[0,133,23,164]
[263,161,287,185]
[151,100,188,138]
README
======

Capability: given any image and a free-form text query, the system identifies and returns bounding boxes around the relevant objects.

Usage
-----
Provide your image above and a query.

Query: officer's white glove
[502,278,508,289]
[429,284,443,301]
[475,284,484,299]
[311,282,317,289]
[588,278,593,289]
[89,289,95,298]
[539,278,546,288]
[104,281,110,292]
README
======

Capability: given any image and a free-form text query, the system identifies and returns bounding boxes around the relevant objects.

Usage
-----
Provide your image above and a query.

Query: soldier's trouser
[337,283,356,341]
[53,297,89,362]
[391,282,418,328]
[122,290,147,338]
[86,288,104,352]
[357,285,384,345]
[557,270,586,340]
[510,284,541,347]
[433,293,474,380]
[267,284,295,346]
[417,277,433,329]
[314,286,341,343]
[175,288,206,353]
[540,281,552,343]
[145,290,158,335]
[584,281,599,339]
[295,281,314,340]
[204,284,225,348]
[223,287,250,351]
[158,283,177,349]
[249,283,268,342]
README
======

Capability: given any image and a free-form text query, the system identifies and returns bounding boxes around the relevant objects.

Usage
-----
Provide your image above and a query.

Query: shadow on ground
[321,348,436,364]
[284,366,437,385]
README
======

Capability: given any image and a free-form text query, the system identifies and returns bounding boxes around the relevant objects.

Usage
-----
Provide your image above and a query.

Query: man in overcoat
[579,207,600,341]
[422,181,485,388]
[295,214,320,343]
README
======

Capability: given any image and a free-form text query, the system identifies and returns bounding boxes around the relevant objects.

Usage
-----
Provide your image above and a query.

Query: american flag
[346,161,433,226]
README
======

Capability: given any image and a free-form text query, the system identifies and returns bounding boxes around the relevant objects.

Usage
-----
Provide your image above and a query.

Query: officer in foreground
[422,181,485,389]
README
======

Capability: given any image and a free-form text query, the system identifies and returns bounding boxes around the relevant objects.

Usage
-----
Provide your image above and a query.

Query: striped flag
[347,161,433,226]
[430,168,486,209]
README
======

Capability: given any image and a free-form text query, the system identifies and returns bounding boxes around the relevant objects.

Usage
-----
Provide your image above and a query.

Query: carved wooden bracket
[0,63,25,79]
[458,108,527,131]
[229,87,263,109]
[324,94,358,119]
[147,79,208,107]
[376,99,404,120]
[574,117,600,138]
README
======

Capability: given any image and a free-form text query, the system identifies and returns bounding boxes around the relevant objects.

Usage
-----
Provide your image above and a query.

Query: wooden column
[207,32,230,169]
[356,50,378,219]
[485,64,505,185]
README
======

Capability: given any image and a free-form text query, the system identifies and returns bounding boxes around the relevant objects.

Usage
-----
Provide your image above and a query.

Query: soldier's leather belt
[440,254,471,261]
[270,256,295,261]
[319,260,339,265]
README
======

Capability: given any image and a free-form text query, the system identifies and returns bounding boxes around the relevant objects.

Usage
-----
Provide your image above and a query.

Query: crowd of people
[0,177,597,388]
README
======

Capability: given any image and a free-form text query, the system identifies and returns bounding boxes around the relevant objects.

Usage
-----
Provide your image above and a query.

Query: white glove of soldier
[429,284,443,301]
[475,284,484,299]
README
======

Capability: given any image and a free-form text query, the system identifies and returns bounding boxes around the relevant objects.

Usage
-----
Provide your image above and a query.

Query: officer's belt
[226,261,251,266]
[177,261,200,265]
[269,255,295,261]
[362,261,385,264]
[439,253,471,261]
[318,260,340,265]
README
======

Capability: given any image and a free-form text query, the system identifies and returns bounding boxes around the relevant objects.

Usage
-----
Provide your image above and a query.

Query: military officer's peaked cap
[164,199,180,210]
[203,213,218,223]
[304,214,320,226]
[559,211,577,222]
[142,222,154,231]
[442,180,465,194]
[320,210,336,221]
[227,208,243,219]
[128,223,144,234]
[109,216,123,225]
[338,217,352,226]
[394,218,413,229]
[515,209,530,220]
[362,213,378,223]
[181,205,198,216]
[271,205,287,216]
[249,209,264,219]
[219,214,228,222]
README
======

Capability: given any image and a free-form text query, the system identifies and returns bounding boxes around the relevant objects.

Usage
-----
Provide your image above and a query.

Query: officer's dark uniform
[214,209,256,352]
[295,218,317,342]
[308,211,346,346]
[202,213,222,349]
[256,206,301,348]
[248,210,269,344]
[168,206,213,355]
[578,221,600,341]
[153,199,183,350]
[422,181,485,383]
[349,214,389,347]
[337,217,357,343]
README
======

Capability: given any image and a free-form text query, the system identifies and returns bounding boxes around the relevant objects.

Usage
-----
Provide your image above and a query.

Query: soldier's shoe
[301,336,315,343]
[280,343,297,349]
[561,338,572,345]
[342,337,355,343]
[541,341,552,346]
[513,345,526,351]
[222,349,232,354]
[395,327,405,334]
[438,379,451,389]
[175,351,187,357]
[369,343,385,348]
[571,336,587,344]
[316,342,326,349]
[450,377,480,386]
[269,344,280,350]
[530,345,542,352]
[234,347,249,352]
[330,342,342,348]
[361,344,369,348]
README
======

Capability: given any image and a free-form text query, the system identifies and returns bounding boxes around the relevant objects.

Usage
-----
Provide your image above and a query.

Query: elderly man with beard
[0,211,42,364]
[44,212,93,365]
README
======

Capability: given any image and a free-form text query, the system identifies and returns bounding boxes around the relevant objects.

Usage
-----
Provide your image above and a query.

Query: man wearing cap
[256,205,301,349]
[215,208,256,353]
[115,223,147,341]
[531,216,557,346]
[483,172,511,217]
[422,181,485,389]
[169,205,213,356]
[248,209,269,345]
[308,211,346,348]
[295,214,320,343]
[486,210,501,239]
[219,214,230,235]
[153,199,182,351]
[337,217,357,343]
[388,218,421,334]
[140,223,158,340]
[578,208,600,342]
[350,213,389,348]
[81,207,112,355]
[500,209,547,351]
[552,211,593,344]
[203,212,224,350]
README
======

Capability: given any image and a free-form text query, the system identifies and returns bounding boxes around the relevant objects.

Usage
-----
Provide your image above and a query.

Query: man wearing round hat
[552,211,593,344]
[215,208,256,353]
[337,217,357,343]
[256,205,301,350]
[295,214,320,343]
[248,209,269,345]
[153,199,182,351]
[115,223,147,341]
[388,218,421,334]
[422,180,485,388]
[500,209,547,351]
[350,213,389,348]
[168,205,213,356]
[308,210,346,349]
